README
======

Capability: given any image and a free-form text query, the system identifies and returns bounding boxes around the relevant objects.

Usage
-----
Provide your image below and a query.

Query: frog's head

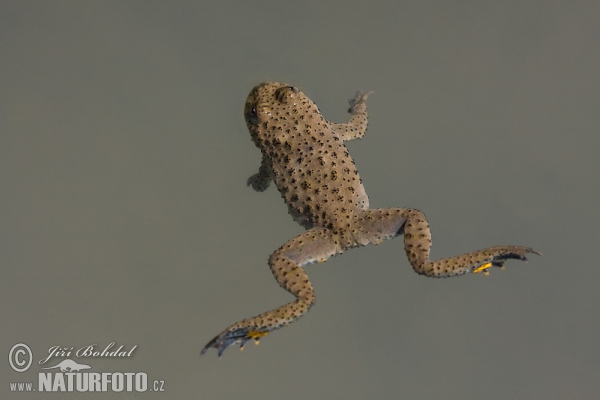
[244,82,320,147]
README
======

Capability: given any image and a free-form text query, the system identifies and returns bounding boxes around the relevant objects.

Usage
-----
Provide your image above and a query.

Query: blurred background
[1,2,598,399]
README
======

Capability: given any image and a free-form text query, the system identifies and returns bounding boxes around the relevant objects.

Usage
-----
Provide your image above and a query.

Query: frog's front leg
[356,208,541,277]
[247,154,273,192]
[201,228,342,357]
[331,91,373,141]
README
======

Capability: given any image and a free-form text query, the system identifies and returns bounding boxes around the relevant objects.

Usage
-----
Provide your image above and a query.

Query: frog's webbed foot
[247,172,270,192]
[347,90,373,113]
[472,246,542,275]
[201,326,269,357]
[247,154,273,192]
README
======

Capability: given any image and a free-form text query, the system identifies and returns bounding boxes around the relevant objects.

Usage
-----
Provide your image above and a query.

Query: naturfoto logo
[8,342,165,393]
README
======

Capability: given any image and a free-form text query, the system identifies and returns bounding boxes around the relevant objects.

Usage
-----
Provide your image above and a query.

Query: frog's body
[201,82,540,357]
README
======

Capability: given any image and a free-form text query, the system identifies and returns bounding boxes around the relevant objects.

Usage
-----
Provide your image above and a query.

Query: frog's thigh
[269,228,343,297]
[355,208,414,245]
[272,228,343,268]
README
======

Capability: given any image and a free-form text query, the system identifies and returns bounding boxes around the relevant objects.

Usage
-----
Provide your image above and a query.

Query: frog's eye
[246,106,259,124]
[276,86,299,104]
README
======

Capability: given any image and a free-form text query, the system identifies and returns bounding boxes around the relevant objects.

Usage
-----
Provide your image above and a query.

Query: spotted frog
[201,82,540,356]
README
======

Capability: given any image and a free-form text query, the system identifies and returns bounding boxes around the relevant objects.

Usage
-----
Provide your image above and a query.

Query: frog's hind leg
[201,228,342,357]
[355,208,540,278]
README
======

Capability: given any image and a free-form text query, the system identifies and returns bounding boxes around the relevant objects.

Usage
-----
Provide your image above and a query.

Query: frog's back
[245,82,369,230]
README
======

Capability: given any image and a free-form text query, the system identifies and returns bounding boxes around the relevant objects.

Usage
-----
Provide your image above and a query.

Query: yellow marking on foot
[473,262,493,274]
[245,330,269,340]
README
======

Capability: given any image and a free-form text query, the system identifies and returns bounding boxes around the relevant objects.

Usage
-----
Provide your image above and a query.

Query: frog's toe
[247,172,270,192]
[348,91,373,112]
[201,328,269,357]
[473,247,541,275]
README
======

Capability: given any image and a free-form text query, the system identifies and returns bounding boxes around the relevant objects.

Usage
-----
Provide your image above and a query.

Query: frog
[201,82,540,357]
